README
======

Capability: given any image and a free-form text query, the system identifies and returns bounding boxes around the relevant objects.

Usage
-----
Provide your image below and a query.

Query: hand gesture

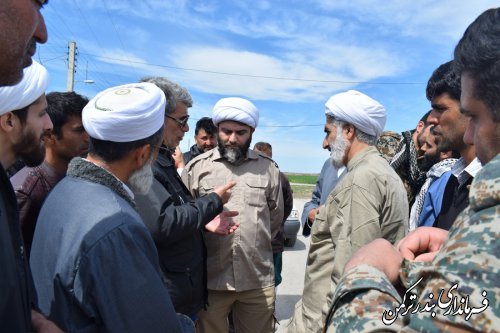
[397,227,449,262]
[213,181,236,204]
[344,239,403,285]
[172,146,185,169]
[205,211,240,235]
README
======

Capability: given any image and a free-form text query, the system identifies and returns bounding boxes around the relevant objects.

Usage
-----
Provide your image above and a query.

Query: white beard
[224,147,241,164]
[128,161,154,195]
[330,130,350,168]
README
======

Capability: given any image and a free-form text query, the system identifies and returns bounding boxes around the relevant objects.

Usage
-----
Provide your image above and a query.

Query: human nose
[463,121,474,146]
[34,12,48,44]
[43,113,53,131]
[322,137,329,150]
[427,110,439,125]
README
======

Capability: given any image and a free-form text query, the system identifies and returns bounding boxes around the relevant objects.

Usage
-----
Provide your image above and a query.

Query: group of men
[290,7,499,333]
[0,2,498,333]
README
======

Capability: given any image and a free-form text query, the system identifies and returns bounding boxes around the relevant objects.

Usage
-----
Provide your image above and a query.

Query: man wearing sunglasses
[135,77,238,321]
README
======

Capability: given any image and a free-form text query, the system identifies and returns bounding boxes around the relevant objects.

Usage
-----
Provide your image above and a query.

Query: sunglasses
[166,114,190,128]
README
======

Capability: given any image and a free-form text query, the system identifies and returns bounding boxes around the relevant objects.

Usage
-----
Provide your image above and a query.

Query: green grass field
[285,173,318,185]
[284,173,318,198]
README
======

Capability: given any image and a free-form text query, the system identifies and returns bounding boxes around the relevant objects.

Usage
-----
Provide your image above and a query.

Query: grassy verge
[291,184,315,199]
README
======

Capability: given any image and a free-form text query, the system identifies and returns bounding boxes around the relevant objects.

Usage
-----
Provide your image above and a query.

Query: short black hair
[420,109,432,125]
[88,126,164,163]
[11,105,30,124]
[195,117,216,136]
[454,8,500,122]
[46,91,88,137]
[426,61,461,102]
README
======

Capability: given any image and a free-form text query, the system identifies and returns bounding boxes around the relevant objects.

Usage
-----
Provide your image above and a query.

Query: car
[284,205,300,247]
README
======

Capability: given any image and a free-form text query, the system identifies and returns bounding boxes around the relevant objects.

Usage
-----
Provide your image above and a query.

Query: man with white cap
[182,97,284,333]
[285,90,408,333]
[0,61,64,332]
[30,83,194,333]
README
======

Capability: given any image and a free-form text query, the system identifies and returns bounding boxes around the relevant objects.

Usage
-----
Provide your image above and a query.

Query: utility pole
[66,41,76,92]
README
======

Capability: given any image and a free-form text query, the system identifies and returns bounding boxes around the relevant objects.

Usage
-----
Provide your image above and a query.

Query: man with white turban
[285,90,408,333]
[0,61,64,333]
[30,83,194,333]
[182,97,284,333]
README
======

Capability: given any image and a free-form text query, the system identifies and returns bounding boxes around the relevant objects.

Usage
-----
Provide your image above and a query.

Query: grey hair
[140,76,193,115]
[330,116,377,145]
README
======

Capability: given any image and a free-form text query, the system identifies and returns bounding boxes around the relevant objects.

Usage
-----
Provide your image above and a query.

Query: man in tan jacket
[285,90,408,333]
[182,97,284,333]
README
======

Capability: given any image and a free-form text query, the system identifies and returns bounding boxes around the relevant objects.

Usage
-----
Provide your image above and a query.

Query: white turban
[83,82,165,142]
[325,90,386,138]
[212,97,259,128]
[0,61,49,115]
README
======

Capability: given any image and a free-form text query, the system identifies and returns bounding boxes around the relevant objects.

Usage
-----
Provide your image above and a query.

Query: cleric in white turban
[83,82,166,142]
[325,90,386,138]
[0,61,49,115]
[212,97,259,128]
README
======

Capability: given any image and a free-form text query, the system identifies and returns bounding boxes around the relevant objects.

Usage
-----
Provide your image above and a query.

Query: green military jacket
[286,146,408,333]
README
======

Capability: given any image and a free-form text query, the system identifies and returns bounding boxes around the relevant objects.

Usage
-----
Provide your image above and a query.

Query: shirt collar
[451,157,482,188]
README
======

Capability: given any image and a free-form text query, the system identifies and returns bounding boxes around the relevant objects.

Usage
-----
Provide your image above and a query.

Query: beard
[417,152,441,172]
[128,159,154,195]
[12,127,46,167]
[217,134,252,164]
[329,129,350,168]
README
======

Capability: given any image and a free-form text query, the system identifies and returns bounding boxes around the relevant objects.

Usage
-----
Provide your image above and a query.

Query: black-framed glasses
[166,114,189,128]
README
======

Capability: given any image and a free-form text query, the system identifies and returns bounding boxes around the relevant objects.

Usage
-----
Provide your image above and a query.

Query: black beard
[217,134,252,164]
[417,153,441,172]
[12,128,46,167]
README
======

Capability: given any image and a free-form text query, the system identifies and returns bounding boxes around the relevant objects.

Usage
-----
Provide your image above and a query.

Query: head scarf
[83,82,165,142]
[212,97,259,128]
[0,61,49,115]
[325,90,386,138]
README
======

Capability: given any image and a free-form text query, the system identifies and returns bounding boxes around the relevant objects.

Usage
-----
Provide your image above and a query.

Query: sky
[38,1,498,173]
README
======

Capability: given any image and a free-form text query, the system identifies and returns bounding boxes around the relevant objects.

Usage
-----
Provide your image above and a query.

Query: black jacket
[0,165,36,332]
[183,144,203,165]
[137,148,223,316]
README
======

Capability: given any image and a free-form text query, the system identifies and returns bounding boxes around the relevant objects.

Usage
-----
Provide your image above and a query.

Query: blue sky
[38,1,497,173]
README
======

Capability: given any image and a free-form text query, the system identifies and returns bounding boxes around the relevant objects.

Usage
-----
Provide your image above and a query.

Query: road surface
[275,198,310,332]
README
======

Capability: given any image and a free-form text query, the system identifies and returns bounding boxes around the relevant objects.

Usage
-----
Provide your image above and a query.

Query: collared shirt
[285,146,408,333]
[451,157,482,189]
[182,148,284,292]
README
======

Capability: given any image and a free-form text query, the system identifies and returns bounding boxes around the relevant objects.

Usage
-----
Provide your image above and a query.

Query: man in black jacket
[135,77,238,320]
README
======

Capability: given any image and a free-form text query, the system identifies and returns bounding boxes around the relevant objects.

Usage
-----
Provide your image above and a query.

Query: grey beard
[128,161,154,195]
[223,147,244,164]
[330,131,350,168]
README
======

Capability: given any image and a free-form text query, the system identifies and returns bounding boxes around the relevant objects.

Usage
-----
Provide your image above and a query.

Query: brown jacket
[182,148,284,291]
[10,161,64,257]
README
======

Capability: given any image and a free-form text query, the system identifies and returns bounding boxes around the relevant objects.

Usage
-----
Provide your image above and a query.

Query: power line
[79,52,426,85]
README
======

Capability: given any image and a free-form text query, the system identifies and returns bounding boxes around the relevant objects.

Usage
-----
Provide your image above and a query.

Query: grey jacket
[30,158,193,333]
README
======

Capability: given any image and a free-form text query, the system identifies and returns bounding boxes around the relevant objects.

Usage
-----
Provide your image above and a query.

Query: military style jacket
[286,146,408,333]
[182,148,284,292]
[326,154,500,332]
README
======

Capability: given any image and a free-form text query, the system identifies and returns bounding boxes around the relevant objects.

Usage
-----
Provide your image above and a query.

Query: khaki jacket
[182,148,284,291]
[286,146,408,333]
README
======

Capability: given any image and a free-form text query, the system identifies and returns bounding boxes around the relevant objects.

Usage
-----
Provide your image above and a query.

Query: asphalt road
[275,198,310,332]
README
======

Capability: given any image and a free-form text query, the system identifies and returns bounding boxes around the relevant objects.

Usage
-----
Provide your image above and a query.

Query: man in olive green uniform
[182,97,284,333]
[285,90,408,333]
[325,8,500,333]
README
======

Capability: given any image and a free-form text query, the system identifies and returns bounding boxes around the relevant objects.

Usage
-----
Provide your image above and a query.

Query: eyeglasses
[166,114,189,128]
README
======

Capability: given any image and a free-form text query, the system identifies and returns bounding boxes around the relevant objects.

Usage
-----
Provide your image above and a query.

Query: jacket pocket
[244,177,268,207]
[199,178,225,197]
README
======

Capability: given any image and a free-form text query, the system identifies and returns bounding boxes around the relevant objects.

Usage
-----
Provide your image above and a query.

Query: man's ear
[415,120,425,134]
[0,112,17,133]
[134,144,152,168]
[344,124,356,140]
